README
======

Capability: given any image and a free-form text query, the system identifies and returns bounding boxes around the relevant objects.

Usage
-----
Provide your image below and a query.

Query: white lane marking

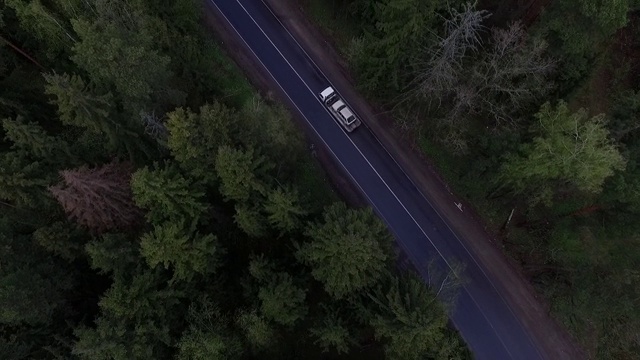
[254,1,544,357]
[210,1,522,358]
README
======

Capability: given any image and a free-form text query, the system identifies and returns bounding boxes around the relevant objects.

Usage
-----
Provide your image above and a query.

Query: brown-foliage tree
[49,160,142,233]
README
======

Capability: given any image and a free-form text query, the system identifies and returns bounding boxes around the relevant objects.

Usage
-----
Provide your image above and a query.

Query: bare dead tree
[49,159,142,233]
[471,22,555,126]
[139,110,167,141]
[408,2,490,104]
[423,258,467,308]
[436,21,555,151]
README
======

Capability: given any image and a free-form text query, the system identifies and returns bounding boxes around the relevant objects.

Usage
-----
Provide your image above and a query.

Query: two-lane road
[208,0,546,358]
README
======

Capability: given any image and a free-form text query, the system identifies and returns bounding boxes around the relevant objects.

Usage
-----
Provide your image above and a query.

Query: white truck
[318,87,361,132]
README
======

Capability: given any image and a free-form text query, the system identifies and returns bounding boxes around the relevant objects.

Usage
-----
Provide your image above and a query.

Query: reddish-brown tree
[49,160,142,233]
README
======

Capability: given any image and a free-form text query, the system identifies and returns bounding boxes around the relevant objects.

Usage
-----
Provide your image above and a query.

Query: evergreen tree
[297,202,392,298]
[85,233,140,276]
[215,145,273,203]
[2,116,72,162]
[257,271,307,326]
[309,306,354,354]
[74,269,183,360]
[166,103,236,183]
[43,72,115,133]
[365,273,463,360]
[140,221,221,283]
[264,186,307,234]
[32,221,86,261]
[130,162,208,229]
[0,151,50,208]
[70,12,177,111]
[176,296,244,360]
[43,72,147,157]
[234,203,268,238]
[0,220,72,326]
[236,308,276,351]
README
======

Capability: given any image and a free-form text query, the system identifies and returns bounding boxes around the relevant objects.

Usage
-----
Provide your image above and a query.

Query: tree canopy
[297,202,392,298]
[499,101,626,206]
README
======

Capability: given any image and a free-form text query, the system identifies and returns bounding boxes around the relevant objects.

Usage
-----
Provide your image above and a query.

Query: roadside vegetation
[302,0,640,357]
[0,0,471,359]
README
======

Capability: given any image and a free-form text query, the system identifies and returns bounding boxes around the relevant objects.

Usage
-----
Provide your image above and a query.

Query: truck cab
[319,86,337,104]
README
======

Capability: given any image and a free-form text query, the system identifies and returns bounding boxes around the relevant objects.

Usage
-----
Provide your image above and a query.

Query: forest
[303,0,640,358]
[0,0,472,359]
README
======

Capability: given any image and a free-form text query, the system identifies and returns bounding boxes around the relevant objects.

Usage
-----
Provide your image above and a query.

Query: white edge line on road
[254,1,545,358]
[210,0,524,358]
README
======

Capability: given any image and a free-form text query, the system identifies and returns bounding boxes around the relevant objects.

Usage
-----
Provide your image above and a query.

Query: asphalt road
[207,0,545,358]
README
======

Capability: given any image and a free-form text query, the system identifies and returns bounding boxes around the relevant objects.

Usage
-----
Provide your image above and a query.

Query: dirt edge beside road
[259,1,586,359]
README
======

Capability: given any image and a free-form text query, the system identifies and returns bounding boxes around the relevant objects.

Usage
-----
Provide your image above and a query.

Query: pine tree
[2,116,73,163]
[70,15,174,110]
[130,162,208,228]
[0,151,50,208]
[309,306,354,354]
[215,146,273,203]
[364,273,462,360]
[264,186,307,234]
[257,272,307,326]
[49,160,142,233]
[43,72,115,132]
[140,221,220,283]
[0,219,73,326]
[297,202,392,299]
[176,296,244,360]
[85,233,140,276]
[236,308,276,351]
[234,203,268,238]
[166,103,236,183]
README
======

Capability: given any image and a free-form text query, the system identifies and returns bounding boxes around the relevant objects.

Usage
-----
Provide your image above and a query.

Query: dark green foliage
[535,0,631,84]
[264,186,308,233]
[215,146,273,202]
[364,273,466,360]
[309,306,355,354]
[325,0,639,357]
[348,0,453,95]
[140,221,221,283]
[85,233,141,276]
[176,296,244,360]
[297,202,393,299]
[2,116,72,162]
[0,151,50,208]
[73,268,185,360]
[131,162,208,229]
[166,103,236,183]
[236,308,276,351]
[0,220,72,326]
[498,101,626,206]
[32,221,86,261]
[257,271,307,326]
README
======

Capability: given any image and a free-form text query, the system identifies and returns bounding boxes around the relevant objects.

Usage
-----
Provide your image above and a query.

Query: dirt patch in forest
[202,1,586,359]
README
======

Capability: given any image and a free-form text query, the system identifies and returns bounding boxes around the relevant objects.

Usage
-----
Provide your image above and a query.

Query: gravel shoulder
[202,1,586,358]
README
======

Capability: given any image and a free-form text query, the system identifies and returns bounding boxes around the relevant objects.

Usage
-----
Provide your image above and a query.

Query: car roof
[339,107,356,124]
[331,100,345,110]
